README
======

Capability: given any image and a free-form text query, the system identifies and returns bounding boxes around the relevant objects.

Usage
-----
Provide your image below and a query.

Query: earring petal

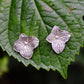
[46,33,55,43]
[20,46,33,59]
[28,36,39,49]
[52,40,65,54]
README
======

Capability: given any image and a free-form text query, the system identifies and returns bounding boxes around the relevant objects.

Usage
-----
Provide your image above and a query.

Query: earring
[13,34,39,59]
[46,25,71,54]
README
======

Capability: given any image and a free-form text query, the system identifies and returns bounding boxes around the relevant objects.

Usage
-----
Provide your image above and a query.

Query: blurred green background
[0,46,84,84]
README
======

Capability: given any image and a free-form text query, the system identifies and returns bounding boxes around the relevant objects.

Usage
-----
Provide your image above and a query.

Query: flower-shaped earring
[13,34,39,59]
[46,25,71,54]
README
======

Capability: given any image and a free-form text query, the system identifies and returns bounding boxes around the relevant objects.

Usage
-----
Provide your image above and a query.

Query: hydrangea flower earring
[13,26,71,59]
[46,25,71,54]
[13,34,39,59]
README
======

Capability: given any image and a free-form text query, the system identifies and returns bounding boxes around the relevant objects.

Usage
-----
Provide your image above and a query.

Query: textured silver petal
[46,33,55,43]
[51,25,61,35]
[59,30,71,42]
[19,33,28,39]
[52,40,65,54]
[28,36,39,49]
[13,34,39,59]
[13,40,23,52]
[19,46,33,59]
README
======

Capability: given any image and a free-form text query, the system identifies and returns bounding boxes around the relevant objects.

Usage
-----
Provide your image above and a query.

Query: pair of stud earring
[13,25,71,59]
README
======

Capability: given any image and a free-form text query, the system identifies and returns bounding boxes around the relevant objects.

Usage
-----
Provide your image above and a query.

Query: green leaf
[0,56,9,76]
[0,0,84,79]
[76,48,84,64]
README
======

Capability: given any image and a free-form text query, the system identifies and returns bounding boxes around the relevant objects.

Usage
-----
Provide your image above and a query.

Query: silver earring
[13,34,39,59]
[46,25,71,54]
